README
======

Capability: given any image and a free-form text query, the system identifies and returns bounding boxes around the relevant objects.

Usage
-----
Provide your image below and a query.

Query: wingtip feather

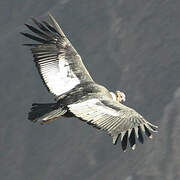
[48,13,65,37]
[132,144,136,150]
[112,134,119,145]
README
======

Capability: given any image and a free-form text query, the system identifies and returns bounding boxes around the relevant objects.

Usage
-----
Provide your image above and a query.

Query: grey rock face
[0,0,180,180]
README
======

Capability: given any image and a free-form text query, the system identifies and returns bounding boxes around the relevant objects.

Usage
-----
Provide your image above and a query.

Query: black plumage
[144,125,152,138]
[21,13,158,151]
[138,126,144,144]
[129,128,136,149]
[121,131,128,151]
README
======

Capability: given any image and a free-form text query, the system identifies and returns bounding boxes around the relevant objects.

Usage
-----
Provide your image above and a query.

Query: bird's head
[110,90,126,103]
[116,90,126,102]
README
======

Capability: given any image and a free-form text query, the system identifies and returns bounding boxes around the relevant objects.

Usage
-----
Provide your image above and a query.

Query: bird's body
[22,13,157,151]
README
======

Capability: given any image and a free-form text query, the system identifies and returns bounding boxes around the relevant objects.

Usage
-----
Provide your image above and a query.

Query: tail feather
[28,103,67,123]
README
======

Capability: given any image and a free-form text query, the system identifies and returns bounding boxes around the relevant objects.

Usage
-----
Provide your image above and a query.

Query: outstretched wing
[21,13,93,96]
[68,98,158,151]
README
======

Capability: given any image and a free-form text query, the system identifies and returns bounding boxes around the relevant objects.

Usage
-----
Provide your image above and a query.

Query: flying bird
[21,13,158,151]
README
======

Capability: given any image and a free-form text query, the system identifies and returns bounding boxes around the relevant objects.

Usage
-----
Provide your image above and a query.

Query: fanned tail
[28,103,67,123]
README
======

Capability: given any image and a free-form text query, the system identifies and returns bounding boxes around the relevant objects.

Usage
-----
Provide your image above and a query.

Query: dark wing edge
[21,13,93,96]
[98,100,158,151]
[68,98,158,151]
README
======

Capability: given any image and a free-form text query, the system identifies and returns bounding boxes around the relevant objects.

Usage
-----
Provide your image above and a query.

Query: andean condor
[21,13,158,151]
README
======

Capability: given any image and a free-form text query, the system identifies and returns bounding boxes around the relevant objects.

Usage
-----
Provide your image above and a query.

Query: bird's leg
[40,117,58,125]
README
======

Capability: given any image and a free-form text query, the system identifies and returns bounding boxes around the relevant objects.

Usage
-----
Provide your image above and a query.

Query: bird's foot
[40,117,58,125]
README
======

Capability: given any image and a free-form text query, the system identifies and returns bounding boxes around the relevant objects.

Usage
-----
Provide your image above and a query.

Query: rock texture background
[0,0,180,180]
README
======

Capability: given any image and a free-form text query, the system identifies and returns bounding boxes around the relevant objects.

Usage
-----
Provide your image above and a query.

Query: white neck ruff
[110,92,116,102]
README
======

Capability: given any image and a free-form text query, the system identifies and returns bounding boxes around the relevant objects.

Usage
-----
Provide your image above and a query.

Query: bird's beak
[121,96,126,102]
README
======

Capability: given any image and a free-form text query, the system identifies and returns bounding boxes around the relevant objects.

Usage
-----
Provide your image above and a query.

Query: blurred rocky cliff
[0,0,180,180]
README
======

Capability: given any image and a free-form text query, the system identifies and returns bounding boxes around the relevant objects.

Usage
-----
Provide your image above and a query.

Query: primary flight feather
[22,13,158,151]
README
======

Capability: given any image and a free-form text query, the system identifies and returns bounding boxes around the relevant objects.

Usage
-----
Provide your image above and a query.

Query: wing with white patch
[68,98,158,151]
[22,13,93,96]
